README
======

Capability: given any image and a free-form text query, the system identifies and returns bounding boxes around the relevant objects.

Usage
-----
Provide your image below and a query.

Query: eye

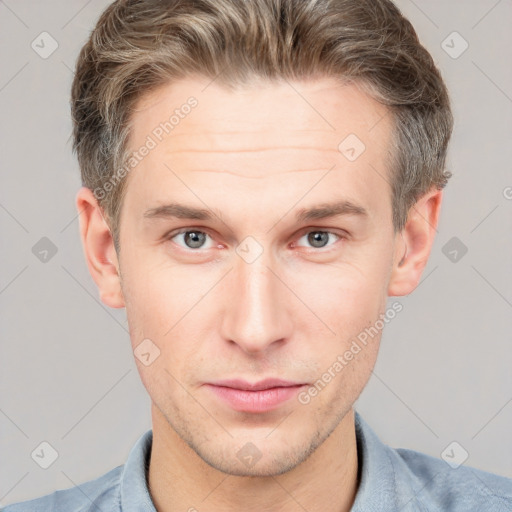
[295,230,341,249]
[166,228,344,252]
[169,229,215,250]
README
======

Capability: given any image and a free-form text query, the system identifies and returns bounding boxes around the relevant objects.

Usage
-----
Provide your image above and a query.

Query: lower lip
[204,384,306,413]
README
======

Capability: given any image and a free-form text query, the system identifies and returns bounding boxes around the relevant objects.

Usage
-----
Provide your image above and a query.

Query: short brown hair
[71,0,453,253]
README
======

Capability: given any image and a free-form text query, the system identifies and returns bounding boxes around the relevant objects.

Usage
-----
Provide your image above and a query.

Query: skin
[76,76,442,512]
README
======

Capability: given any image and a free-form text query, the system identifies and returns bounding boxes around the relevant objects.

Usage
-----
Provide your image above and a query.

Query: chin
[188,432,323,477]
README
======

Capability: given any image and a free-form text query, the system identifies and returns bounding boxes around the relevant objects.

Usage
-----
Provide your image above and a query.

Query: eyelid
[292,228,347,251]
[165,227,217,250]
[163,226,349,251]
[295,226,349,238]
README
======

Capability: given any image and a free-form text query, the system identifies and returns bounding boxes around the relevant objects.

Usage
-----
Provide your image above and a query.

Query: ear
[75,187,125,308]
[388,188,443,296]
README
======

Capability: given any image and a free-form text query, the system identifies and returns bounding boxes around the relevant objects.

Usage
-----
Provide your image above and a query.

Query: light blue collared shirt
[3,412,512,511]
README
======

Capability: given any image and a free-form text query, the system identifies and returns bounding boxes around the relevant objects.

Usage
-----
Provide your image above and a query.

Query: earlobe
[75,187,125,308]
[388,188,443,297]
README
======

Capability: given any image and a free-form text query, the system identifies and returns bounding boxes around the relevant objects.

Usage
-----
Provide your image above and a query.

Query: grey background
[1,0,511,506]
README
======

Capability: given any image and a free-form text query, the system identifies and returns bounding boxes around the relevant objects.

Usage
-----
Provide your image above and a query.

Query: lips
[203,378,307,413]
[211,378,303,391]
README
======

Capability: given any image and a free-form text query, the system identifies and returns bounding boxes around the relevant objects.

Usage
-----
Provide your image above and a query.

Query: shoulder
[2,429,154,512]
[1,465,123,512]
[354,412,512,511]
[390,445,512,511]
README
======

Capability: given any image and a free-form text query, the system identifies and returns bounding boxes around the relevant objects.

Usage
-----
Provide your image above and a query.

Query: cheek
[121,256,219,368]
[283,256,390,376]
[122,251,201,320]
[287,255,390,328]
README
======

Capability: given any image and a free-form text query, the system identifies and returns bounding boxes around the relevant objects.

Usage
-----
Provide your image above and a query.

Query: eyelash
[165,228,346,253]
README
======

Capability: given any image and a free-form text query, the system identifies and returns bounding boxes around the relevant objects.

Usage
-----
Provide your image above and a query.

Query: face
[109,76,401,475]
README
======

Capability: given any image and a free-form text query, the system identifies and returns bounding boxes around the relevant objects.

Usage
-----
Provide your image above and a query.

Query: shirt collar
[120,428,156,511]
[351,411,402,511]
[118,411,405,511]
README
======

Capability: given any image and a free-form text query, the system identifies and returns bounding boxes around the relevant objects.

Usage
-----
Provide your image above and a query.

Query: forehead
[122,76,393,226]
[130,76,390,154]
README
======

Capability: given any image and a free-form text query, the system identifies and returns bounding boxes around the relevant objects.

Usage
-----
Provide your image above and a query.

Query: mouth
[203,378,308,413]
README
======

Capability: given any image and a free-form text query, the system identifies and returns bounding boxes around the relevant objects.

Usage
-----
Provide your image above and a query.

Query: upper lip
[207,378,305,391]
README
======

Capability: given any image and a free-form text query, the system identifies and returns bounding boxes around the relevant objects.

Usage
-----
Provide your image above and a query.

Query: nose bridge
[220,244,291,354]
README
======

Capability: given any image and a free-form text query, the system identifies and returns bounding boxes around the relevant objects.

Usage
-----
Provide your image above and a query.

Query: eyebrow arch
[143,200,368,223]
[144,203,218,221]
[295,200,368,222]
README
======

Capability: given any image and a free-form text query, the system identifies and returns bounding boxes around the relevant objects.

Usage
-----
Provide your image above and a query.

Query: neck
[148,405,359,512]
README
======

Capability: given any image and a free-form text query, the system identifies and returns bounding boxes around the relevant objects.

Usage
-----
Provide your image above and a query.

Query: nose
[219,248,293,355]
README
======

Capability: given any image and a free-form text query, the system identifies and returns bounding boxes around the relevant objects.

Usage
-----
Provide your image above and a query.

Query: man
[4,0,511,510]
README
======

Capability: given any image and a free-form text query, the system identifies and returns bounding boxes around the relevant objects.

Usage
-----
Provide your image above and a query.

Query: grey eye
[296,231,340,249]
[183,231,207,249]
[171,230,213,250]
[307,231,330,248]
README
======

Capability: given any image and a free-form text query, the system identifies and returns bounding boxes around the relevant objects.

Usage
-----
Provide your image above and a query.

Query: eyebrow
[295,201,368,222]
[143,200,368,223]
[144,203,221,221]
